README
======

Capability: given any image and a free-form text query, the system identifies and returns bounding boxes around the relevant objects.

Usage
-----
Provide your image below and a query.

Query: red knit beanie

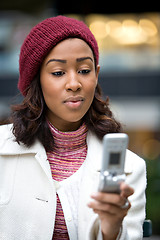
[18,15,99,96]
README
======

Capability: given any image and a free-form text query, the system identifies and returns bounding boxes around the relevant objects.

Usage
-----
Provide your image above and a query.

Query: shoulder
[126,149,146,170]
[0,124,17,155]
[0,123,19,154]
[125,146,146,180]
[0,123,14,140]
[0,124,45,155]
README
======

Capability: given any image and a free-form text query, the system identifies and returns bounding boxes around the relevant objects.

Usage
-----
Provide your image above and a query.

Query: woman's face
[40,38,100,131]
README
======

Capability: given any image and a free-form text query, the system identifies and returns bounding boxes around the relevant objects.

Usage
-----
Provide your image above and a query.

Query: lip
[63,96,85,109]
[64,96,84,103]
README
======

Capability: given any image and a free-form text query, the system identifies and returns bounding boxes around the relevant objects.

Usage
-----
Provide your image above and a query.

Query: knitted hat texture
[18,15,99,96]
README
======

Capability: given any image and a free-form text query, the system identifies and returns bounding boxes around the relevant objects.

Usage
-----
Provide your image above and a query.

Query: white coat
[0,124,146,240]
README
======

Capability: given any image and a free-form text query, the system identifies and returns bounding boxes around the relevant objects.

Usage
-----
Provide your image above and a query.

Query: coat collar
[0,124,132,174]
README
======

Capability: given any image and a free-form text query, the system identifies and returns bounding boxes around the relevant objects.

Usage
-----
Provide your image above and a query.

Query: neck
[46,115,82,132]
[47,121,88,150]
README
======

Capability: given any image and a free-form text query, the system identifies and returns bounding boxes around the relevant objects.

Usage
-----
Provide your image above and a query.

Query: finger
[120,182,134,198]
[88,200,121,214]
[121,199,131,210]
[90,192,126,207]
[88,199,130,216]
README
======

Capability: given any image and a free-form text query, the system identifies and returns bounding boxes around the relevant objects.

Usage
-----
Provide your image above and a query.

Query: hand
[87,182,134,240]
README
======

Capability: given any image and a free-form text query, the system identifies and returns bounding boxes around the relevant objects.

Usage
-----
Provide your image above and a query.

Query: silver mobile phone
[98,133,128,193]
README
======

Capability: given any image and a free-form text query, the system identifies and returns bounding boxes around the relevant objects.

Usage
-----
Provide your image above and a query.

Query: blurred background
[0,0,160,237]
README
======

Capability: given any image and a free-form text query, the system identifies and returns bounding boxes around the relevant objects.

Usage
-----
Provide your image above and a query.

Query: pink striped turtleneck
[47,121,88,239]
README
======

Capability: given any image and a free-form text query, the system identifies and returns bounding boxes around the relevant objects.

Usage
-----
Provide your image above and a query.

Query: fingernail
[87,202,91,207]
[90,192,98,198]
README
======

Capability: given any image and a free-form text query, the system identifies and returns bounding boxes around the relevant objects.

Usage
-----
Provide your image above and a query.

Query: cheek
[85,79,97,100]
[40,83,60,113]
[40,73,59,98]
[42,86,59,109]
[42,85,57,97]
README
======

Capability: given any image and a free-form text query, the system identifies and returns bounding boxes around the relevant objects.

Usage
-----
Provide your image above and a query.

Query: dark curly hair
[10,74,122,152]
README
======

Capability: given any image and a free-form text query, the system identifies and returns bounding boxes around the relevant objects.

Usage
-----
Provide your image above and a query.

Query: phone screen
[109,153,121,165]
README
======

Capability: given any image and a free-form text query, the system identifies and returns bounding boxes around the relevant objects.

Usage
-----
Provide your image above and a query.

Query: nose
[65,72,82,92]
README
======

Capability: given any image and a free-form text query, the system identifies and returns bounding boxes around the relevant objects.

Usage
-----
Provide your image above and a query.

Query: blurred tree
[146,157,160,234]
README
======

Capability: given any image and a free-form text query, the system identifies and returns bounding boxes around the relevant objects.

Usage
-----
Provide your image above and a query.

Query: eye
[78,69,91,74]
[51,71,65,76]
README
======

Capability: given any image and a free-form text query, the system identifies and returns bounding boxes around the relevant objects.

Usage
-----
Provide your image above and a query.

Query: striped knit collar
[47,121,88,150]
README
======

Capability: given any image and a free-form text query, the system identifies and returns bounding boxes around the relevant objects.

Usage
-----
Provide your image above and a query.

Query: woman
[0,15,146,240]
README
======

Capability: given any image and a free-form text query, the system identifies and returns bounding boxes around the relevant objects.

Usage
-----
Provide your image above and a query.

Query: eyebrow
[76,57,93,62]
[46,59,67,65]
[46,56,93,65]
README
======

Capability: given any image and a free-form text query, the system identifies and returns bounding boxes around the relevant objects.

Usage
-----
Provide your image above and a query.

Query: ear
[95,65,100,84]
